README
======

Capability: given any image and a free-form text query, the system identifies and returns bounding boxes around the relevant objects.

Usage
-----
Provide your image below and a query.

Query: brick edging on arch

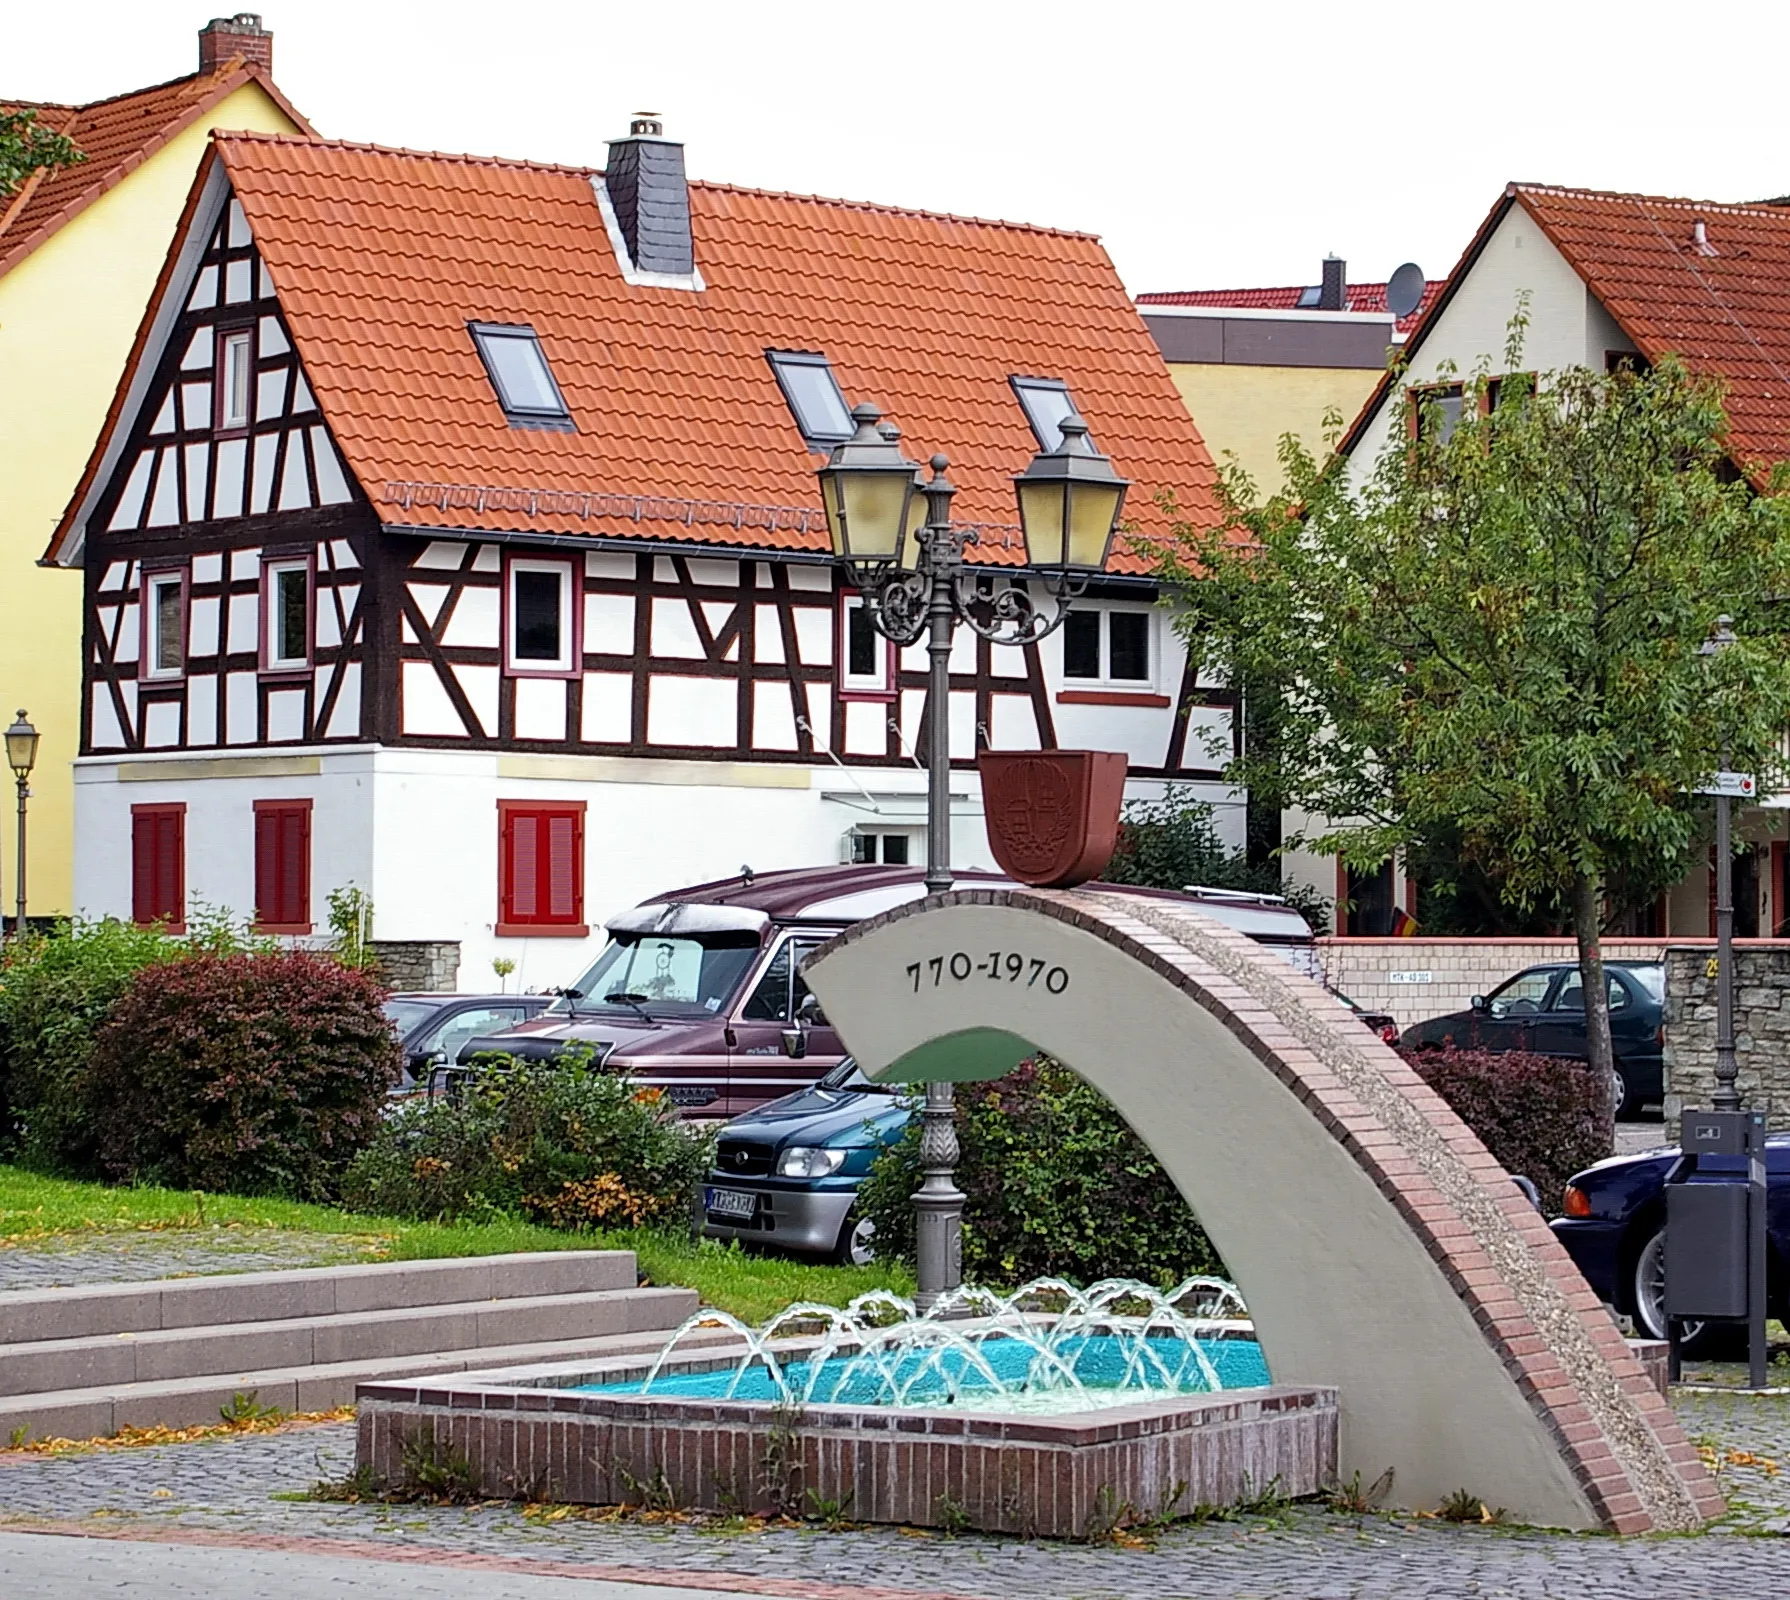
[820,886,1722,1533]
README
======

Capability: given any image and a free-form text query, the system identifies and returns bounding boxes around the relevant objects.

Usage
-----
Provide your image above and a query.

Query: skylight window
[767,351,854,449]
[470,323,573,429]
[1296,285,1323,308]
[1010,377,1091,451]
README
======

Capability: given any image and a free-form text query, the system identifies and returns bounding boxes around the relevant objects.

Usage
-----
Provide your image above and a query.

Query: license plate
[705,1187,757,1220]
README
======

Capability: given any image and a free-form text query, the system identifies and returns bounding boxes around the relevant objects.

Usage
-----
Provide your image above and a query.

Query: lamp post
[1698,621,1740,1112]
[816,404,1128,1310]
[5,711,39,939]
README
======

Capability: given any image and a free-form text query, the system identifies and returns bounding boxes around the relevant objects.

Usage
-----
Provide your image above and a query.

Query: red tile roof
[1137,280,1443,337]
[136,133,1221,571]
[1339,184,1790,481]
[0,62,311,280]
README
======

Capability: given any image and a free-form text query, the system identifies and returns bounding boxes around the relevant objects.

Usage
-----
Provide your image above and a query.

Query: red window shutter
[279,807,309,926]
[546,812,578,921]
[254,808,280,925]
[253,801,312,929]
[497,804,583,930]
[132,808,183,926]
[132,813,157,925]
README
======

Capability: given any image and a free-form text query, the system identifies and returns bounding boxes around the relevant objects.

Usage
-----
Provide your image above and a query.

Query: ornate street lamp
[817,405,1128,1309]
[6,711,38,938]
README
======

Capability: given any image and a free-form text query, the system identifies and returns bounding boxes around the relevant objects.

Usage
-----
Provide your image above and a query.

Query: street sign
[1695,771,1757,799]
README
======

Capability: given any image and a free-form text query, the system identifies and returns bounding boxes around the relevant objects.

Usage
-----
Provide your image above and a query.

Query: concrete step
[0,1250,637,1344]
[0,1285,697,1395]
[0,1318,730,1445]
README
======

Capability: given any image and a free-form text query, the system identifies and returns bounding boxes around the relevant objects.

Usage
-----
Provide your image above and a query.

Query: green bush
[86,949,398,1199]
[857,1057,1220,1289]
[341,1055,714,1229]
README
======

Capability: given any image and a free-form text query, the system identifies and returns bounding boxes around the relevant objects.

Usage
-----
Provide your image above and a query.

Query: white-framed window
[261,556,312,672]
[846,829,914,866]
[505,556,577,675]
[837,591,895,698]
[218,329,253,432]
[1061,604,1154,686]
[141,568,188,680]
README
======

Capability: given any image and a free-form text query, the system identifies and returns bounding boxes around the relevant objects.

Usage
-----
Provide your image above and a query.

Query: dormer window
[1010,377,1090,451]
[767,351,853,450]
[471,323,573,430]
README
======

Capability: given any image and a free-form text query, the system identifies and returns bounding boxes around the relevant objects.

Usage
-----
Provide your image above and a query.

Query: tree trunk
[1570,871,1618,1150]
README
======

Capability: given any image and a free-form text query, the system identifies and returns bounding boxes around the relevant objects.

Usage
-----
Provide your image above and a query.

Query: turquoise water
[580,1333,1269,1409]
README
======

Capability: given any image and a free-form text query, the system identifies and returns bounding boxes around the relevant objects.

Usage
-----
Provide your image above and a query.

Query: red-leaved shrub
[1400,1046,1608,1215]
[87,951,400,1200]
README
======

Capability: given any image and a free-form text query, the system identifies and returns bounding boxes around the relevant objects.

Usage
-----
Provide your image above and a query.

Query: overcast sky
[14,1,1790,294]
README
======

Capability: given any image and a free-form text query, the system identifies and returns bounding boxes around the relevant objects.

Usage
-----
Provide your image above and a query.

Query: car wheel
[1613,1066,1637,1121]
[1632,1225,1746,1359]
[833,1212,877,1267]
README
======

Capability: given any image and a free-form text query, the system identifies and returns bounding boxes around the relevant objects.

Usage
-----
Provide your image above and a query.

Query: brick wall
[1317,939,1677,1030]
[1662,943,1790,1123]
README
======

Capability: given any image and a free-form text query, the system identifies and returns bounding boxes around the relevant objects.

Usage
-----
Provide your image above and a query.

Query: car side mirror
[1469,995,1488,1014]
[779,1025,808,1060]
[796,992,827,1027]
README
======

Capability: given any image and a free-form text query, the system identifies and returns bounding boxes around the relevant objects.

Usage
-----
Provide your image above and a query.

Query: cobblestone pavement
[0,1228,382,1292]
[1,1382,1788,1599]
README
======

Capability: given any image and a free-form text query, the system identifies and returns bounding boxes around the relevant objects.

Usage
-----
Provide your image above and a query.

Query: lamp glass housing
[816,403,920,568]
[1012,415,1128,574]
[4,713,37,778]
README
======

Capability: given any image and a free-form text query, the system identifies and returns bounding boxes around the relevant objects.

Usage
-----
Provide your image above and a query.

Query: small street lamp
[1697,620,1740,1112]
[817,404,1129,1309]
[6,711,38,938]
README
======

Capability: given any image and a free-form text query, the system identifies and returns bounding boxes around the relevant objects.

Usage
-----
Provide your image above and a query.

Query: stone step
[0,1250,637,1344]
[0,1319,732,1446]
[0,1285,696,1396]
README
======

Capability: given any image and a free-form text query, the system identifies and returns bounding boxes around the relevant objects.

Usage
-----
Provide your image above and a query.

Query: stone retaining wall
[1663,944,1790,1123]
[369,941,460,992]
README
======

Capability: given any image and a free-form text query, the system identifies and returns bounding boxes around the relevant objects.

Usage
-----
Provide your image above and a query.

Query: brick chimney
[1318,255,1346,311]
[199,13,273,75]
[604,113,694,278]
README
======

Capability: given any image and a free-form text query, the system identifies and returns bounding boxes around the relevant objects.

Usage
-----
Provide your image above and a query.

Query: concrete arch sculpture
[802,886,1720,1532]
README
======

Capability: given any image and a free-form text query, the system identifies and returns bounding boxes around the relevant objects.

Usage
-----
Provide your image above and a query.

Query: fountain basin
[355,1336,1336,1536]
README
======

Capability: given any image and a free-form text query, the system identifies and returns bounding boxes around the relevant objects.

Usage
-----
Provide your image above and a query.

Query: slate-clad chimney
[605,113,694,277]
[1318,255,1346,311]
[199,13,274,74]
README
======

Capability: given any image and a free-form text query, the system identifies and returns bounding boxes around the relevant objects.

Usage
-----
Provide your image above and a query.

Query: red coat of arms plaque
[977,750,1128,888]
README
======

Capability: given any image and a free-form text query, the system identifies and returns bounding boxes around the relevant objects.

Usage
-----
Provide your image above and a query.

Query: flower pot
[977,749,1129,888]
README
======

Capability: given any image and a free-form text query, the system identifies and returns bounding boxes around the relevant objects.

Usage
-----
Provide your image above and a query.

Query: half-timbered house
[49,120,1231,989]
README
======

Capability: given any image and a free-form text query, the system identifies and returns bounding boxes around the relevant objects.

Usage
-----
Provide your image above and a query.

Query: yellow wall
[0,83,301,917]
[1167,362,1383,498]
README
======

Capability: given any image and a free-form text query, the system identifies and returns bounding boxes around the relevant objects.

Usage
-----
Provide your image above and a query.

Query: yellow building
[0,15,307,917]
[1136,259,1438,496]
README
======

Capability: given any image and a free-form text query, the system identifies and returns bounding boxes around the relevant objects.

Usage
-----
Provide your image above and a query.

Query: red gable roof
[1338,183,1790,481]
[1137,280,1443,338]
[0,63,310,280]
[133,132,1218,572]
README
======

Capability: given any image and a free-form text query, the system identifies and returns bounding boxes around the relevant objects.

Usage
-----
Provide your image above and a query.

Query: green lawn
[0,1164,911,1326]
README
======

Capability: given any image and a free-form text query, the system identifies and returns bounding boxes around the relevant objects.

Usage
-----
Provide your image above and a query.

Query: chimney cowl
[1318,254,1347,311]
[199,12,273,75]
[605,114,695,279]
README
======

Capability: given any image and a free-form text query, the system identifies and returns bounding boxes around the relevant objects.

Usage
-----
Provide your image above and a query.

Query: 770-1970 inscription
[905,953,1069,994]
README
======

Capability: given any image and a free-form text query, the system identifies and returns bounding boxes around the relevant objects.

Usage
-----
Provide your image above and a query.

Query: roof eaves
[1336,187,1522,459]
[0,63,310,281]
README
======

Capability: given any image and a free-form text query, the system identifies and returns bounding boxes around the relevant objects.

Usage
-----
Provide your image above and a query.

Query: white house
[48,120,1237,990]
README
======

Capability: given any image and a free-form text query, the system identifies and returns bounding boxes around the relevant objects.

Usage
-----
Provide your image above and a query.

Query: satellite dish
[1385,262,1426,320]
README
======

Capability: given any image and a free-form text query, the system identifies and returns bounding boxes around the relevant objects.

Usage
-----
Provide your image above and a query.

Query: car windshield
[382,999,439,1039]
[551,933,760,1018]
[817,1058,905,1094]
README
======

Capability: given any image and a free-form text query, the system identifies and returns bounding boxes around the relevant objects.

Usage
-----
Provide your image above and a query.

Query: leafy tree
[1101,786,1330,931]
[0,109,83,199]
[1153,337,1790,1120]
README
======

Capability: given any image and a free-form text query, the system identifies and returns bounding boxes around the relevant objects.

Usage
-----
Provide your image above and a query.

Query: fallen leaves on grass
[2,1405,355,1457]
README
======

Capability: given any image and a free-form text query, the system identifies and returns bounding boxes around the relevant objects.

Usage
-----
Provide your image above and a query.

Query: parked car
[704,1058,909,1264]
[454,865,1320,1120]
[1551,1137,1790,1356]
[382,992,552,1089]
[1399,962,1665,1118]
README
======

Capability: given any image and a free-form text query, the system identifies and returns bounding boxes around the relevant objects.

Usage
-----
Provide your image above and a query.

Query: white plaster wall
[1349,203,1601,479]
